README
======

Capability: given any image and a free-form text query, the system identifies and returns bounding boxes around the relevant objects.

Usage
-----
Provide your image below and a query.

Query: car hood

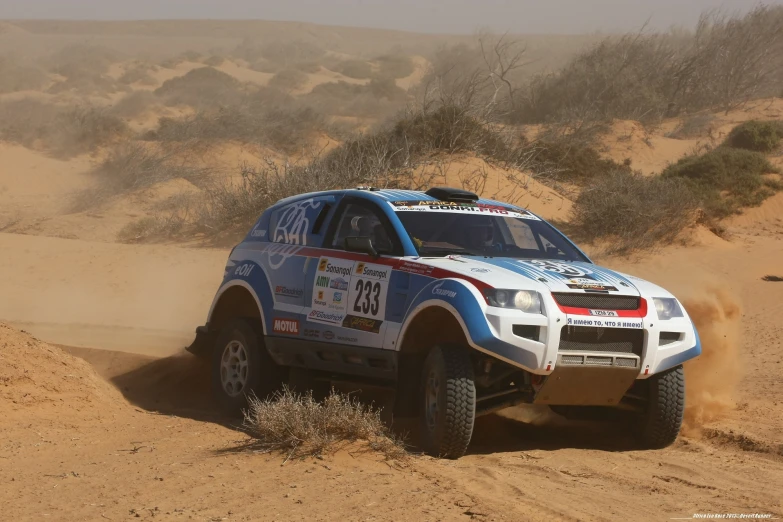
[413,257,642,296]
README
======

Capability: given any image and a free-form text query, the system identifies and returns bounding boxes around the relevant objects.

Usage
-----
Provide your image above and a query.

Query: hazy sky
[0,0,778,34]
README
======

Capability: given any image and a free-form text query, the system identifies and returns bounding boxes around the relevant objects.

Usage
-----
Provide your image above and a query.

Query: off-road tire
[419,344,476,459]
[211,318,286,415]
[634,365,685,449]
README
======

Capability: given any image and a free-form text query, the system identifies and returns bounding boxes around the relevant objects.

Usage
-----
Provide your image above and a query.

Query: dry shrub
[0,100,127,157]
[234,39,325,68]
[667,113,716,139]
[73,142,210,210]
[529,138,631,184]
[118,63,158,86]
[110,91,157,119]
[307,79,408,117]
[293,61,321,74]
[334,59,373,79]
[268,69,308,91]
[375,54,414,79]
[242,388,406,460]
[148,101,326,155]
[516,5,783,125]
[154,67,245,108]
[45,43,121,78]
[662,147,781,219]
[202,55,226,67]
[569,171,698,254]
[0,56,49,93]
[723,120,783,152]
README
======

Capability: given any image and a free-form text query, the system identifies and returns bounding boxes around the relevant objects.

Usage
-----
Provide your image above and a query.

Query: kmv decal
[272,318,300,335]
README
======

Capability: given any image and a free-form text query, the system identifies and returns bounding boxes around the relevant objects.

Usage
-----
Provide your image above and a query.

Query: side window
[330,203,395,254]
[267,198,328,245]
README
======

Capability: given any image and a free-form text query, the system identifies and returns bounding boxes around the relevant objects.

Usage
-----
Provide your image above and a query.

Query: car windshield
[395,208,588,262]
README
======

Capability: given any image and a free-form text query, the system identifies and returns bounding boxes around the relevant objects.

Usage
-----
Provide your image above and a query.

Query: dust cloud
[680,287,743,434]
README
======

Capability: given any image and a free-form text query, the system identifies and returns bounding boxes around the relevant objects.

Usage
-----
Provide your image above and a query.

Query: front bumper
[476,295,700,378]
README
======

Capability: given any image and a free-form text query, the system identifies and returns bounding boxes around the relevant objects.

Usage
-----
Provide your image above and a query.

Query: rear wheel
[419,344,476,459]
[211,318,286,415]
[633,365,685,449]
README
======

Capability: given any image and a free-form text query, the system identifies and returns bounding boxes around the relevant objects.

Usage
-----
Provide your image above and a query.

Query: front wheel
[211,318,286,415]
[633,365,686,449]
[419,345,476,459]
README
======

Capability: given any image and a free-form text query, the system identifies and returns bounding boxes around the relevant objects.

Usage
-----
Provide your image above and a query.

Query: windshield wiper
[418,248,480,257]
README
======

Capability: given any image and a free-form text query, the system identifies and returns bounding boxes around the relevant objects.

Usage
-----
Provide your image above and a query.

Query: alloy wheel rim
[220,340,249,397]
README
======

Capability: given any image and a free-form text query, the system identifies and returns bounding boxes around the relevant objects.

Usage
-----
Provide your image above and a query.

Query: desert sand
[1,17,782,522]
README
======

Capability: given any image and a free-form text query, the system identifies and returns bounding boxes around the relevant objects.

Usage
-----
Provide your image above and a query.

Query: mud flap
[186,324,216,358]
[533,364,639,406]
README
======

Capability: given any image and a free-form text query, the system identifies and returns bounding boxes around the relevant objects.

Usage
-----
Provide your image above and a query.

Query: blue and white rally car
[190,187,700,458]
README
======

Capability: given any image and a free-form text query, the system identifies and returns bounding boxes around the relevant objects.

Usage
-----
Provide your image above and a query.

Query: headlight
[484,289,543,314]
[653,297,684,320]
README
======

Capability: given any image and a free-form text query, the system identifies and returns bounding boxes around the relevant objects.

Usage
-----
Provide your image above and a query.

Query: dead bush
[516,6,783,124]
[242,388,406,460]
[110,91,158,119]
[0,101,127,157]
[723,120,783,152]
[529,138,631,184]
[307,79,408,118]
[662,147,781,218]
[147,99,327,155]
[335,60,373,79]
[667,113,716,139]
[154,67,245,108]
[375,54,415,79]
[0,56,49,93]
[203,55,226,67]
[118,63,158,86]
[45,43,121,78]
[569,170,699,254]
[293,61,321,74]
[268,69,308,91]
[72,142,210,210]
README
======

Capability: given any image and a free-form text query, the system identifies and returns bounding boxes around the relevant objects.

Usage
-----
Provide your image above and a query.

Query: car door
[303,199,402,349]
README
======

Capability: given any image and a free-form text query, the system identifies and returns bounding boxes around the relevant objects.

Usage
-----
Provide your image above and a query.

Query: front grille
[559,326,644,357]
[553,293,640,310]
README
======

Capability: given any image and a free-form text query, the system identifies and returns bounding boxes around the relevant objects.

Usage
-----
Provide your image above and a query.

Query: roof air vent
[425,187,479,203]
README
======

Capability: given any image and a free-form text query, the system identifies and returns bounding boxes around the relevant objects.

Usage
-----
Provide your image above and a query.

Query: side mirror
[344,236,378,257]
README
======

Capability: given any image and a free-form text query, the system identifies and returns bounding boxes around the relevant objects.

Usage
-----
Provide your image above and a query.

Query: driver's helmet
[463,216,495,249]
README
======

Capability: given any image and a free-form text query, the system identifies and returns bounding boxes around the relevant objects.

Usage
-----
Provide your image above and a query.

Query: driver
[463,216,495,251]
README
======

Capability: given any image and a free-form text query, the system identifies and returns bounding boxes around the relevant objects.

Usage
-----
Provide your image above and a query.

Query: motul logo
[272,318,300,335]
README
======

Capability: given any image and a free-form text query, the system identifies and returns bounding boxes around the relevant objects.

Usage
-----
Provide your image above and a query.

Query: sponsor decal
[566,316,643,329]
[272,198,321,245]
[250,223,267,238]
[234,264,255,277]
[470,267,490,273]
[566,278,618,292]
[272,318,300,335]
[303,328,320,339]
[342,314,383,334]
[337,335,358,344]
[432,281,457,299]
[275,285,304,298]
[525,260,593,278]
[398,261,436,276]
[333,292,343,303]
[317,290,324,300]
[390,200,539,220]
[329,277,349,290]
[316,275,330,288]
[589,309,619,317]
[308,309,345,325]
[318,258,328,271]
[356,262,365,275]
[323,330,335,340]
[321,261,352,277]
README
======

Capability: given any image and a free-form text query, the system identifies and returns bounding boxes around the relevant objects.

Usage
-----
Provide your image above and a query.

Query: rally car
[189,187,700,458]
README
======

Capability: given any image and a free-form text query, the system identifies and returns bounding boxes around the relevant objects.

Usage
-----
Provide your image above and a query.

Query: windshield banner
[389,201,540,220]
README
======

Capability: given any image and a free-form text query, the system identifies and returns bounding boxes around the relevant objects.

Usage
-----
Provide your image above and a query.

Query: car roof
[273,188,526,211]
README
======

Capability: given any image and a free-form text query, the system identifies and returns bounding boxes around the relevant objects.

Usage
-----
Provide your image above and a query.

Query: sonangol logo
[272,318,300,335]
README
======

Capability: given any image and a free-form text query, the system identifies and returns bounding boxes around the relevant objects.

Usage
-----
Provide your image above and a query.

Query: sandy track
[1,203,783,520]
